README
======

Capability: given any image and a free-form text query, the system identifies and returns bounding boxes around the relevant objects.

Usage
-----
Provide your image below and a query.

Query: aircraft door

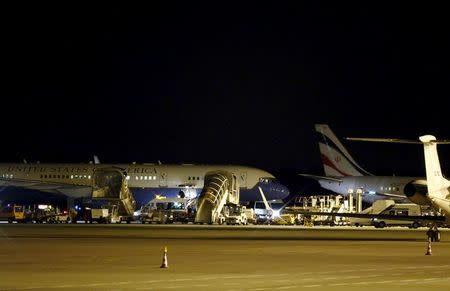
[159,172,168,187]
[239,172,247,188]
[92,167,125,199]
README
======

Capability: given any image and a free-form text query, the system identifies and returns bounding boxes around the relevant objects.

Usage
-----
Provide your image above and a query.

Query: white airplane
[301,124,428,205]
[348,135,450,223]
[0,163,289,209]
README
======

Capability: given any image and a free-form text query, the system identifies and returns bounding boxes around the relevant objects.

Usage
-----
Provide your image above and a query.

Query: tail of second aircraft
[315,124,372,177]
[420,135,450,200]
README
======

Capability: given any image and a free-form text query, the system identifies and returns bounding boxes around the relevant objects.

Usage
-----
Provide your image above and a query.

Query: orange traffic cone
[425,238,432,256]
[160,246,169,268]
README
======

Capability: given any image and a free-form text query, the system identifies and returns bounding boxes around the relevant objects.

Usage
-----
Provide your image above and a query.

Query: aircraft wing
[298,174,343,182]
[283,209,446,222]
[0,177,92,198]
[374,192,408,199]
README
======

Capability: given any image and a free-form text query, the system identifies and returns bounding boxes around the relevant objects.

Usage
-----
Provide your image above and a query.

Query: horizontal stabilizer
[346,137,450,145]
[298,174,342,183]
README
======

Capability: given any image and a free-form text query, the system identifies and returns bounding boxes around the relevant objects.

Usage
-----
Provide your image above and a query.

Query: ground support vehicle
[223,204,248,225]
[139,197,194,224]
[0,205,28,223]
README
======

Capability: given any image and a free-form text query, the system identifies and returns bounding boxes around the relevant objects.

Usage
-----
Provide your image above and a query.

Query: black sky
[2,3,450,180]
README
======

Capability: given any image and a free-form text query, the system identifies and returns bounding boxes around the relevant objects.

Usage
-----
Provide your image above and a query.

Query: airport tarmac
[1,224,450,290]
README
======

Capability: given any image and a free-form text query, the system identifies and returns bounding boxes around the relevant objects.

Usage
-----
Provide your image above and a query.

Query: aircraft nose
[268,181,290,199]
[256,180,290,200]
[278,182,290,197]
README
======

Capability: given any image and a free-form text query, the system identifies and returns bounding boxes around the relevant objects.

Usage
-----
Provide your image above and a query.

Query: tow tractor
[222,203,248,225]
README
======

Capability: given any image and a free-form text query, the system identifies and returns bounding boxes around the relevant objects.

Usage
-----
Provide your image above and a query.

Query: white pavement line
[224,282,239,285]
[287,278,315,282]
[193,284,210,287]
[15,280,165,290]
[352,282,370,285]
[274,286,298,290]
[86,283,109,287]
[373,280,394,284]
[396,279,416,283]
[302,285,321,288]
[366,274,382,278]
[329,283,348,286]
[221,274,265,279]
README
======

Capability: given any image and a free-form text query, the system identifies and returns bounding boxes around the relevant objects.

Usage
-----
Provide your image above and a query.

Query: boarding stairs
[194,171,239,224]
[91,167,136,217]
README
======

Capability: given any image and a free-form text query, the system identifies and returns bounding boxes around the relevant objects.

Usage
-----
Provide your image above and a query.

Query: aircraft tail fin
[315,124,372,177]
[420,135,450,200]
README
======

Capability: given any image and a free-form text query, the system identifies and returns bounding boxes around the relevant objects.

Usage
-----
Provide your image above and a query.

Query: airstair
[91,167,136,217]
[194,170,239,224]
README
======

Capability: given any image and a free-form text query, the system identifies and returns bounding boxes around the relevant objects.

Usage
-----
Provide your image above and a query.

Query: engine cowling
[403,179,429,205]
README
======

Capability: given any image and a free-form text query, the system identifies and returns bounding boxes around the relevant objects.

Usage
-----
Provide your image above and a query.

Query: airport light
[272,209,281,218]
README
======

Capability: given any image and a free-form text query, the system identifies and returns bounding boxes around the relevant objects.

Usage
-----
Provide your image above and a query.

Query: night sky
[3,3,450,191]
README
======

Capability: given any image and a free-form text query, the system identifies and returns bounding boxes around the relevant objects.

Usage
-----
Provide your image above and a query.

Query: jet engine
[403,179,430,205]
